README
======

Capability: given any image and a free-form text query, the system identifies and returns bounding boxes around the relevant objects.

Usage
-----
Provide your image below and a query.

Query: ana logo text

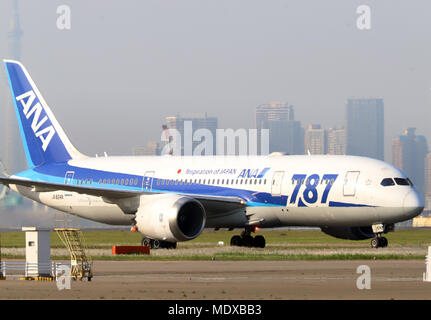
[16,90,56,151]
[237,168,270,179]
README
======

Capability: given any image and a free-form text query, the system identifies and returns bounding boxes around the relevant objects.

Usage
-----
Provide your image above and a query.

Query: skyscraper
[327,126,346,155]
[346,98,384,160]
[425,153,431,210]
[3,0,25,173]
[392,128,428,197]
[304,124,326,155]
[165,113,218,155]
[255,102,303,155]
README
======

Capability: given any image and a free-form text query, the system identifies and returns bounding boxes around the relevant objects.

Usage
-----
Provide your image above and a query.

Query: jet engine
[134,194,206,243]
[320,226,375,240]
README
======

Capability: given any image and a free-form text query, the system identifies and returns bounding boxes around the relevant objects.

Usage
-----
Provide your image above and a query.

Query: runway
[0,260,429,299]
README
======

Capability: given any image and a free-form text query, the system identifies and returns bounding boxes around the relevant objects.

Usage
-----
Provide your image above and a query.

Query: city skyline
[0,1,430,163]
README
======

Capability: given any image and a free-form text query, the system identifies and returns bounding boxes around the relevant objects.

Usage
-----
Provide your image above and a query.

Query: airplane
[0,59,424,249]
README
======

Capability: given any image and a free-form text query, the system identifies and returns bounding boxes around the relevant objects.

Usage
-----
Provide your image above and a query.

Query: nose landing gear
[230,226,266,248]
[370,223,393,248]
[370,235,388,249]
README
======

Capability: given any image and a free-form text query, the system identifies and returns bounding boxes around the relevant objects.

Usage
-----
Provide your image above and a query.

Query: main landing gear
[370,223,393,249]
[230,226,266,248]
[141,237,177,249]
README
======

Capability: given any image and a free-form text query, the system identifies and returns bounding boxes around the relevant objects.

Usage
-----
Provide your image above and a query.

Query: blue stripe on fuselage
[14,163,374,208]
[14,163,288,206]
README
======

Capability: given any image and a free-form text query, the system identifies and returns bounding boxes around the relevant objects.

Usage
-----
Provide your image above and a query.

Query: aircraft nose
[403,190,424,218]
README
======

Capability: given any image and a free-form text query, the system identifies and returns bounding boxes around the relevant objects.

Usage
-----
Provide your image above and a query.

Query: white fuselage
[11,154,424,229]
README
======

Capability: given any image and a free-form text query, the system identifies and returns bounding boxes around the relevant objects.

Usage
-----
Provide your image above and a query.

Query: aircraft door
[143,171,155,191]
[271,171,284,196]
[64,171,75,184]
[343,171,360,196]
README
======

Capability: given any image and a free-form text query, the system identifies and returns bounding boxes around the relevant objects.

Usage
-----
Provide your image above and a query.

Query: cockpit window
[380,178,395,186]
[394,178,410,186]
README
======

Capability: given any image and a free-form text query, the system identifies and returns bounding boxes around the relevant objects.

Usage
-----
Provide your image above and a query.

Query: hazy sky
[0,0,430,162]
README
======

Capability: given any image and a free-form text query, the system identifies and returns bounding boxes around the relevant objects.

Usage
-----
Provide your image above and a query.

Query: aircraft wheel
[242,235,254,247]
[163,241,177,249]
[141,237,151,247]
[380,237,388,248]
[371,237,379,249]
[151,239,161,249]
[253,235,266,248]
[230,235,242,247]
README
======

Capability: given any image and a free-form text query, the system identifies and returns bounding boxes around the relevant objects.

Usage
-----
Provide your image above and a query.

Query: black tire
[380,237,388,248]
[371,238,379,249]
[230,235,242,247]
[164,241,177,249]
[253,235,266,248]
[242,235,254,247]
[141,238,151,247]
[152,239,161,249]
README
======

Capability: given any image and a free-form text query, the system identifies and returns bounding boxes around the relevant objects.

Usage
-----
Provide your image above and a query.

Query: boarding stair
[54,213,93,281]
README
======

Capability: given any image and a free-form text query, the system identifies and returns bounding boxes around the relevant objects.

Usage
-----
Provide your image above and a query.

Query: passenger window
[394,178,410,186]
[380,178,395,186]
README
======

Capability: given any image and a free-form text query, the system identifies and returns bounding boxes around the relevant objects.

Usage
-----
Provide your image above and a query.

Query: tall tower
[8,0,23,59]
[165,113,218,155]
[304,124,327,155]
[346,98,384,161]
[392,128,428,197]
[4,0,25,173]
[255,102,304,155]
[327,126,346,155]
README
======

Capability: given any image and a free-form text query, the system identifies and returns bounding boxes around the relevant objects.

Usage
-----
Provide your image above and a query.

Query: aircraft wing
[0,177,246,214]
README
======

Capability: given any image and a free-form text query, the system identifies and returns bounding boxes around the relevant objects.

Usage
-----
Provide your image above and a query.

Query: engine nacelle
[320,226,375,240]
[134,194,206,243]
